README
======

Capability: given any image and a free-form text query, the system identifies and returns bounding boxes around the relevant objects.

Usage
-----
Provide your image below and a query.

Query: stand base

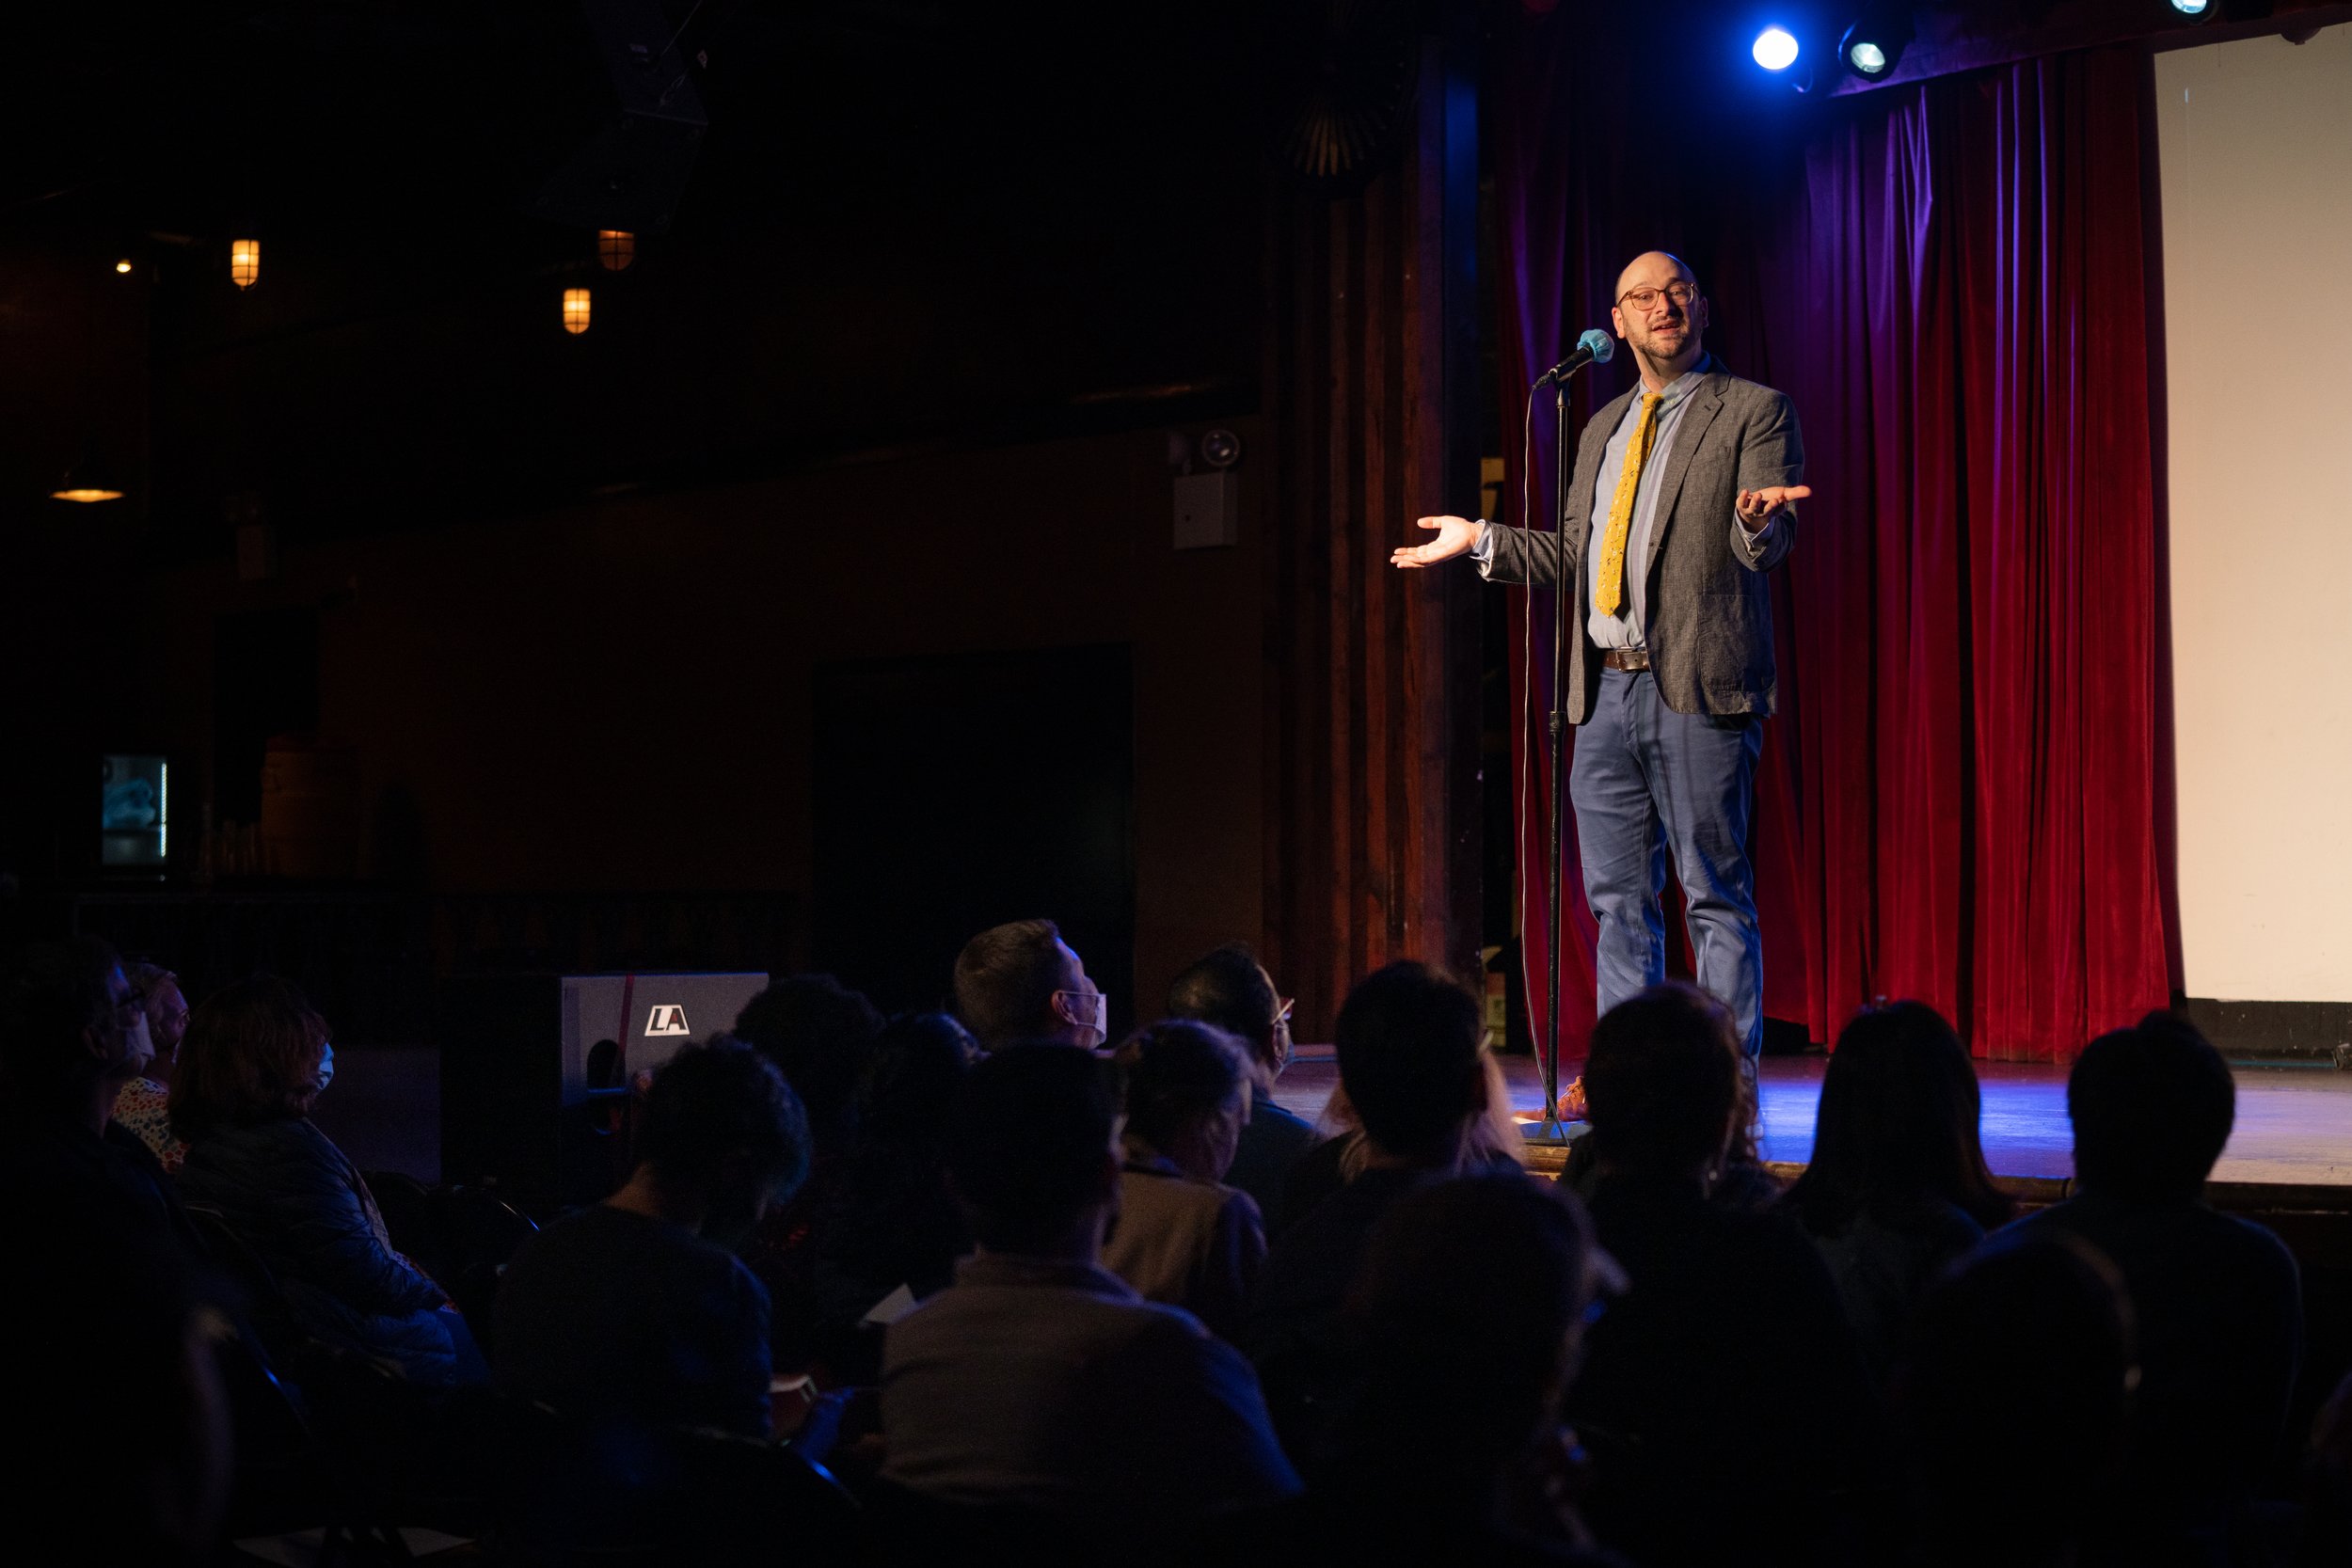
[1519,1114,1587,1148]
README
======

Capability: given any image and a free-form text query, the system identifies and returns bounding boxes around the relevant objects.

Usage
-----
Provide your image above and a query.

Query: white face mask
[313,1041,336,1097]
[1053,988,1108,1051]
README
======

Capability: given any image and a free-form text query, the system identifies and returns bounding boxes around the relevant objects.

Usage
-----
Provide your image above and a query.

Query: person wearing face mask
[173,976,483,1386]
[494,1037,812,1437]
[952,918,1109,1052]
[111,960,191,1173]
[1103,1021,1265,1342]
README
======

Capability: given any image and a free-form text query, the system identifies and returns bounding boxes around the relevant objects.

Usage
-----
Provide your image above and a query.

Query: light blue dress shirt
[1472,352,1773,651]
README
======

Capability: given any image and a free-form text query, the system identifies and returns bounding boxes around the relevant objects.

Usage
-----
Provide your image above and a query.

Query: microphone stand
[1533,375,1575,1147]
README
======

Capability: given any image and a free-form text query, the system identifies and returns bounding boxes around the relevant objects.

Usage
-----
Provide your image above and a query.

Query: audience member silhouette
[2017,1011,2304,1562]
[1104,1020,1265,1339]
[1223,1173,1629,1565]
[880,1044,1298,1519]
[1246,961,1518,1461]
[1899,1234,2137,1568]
[1,937,188,1242]
[4,1206,231,1566]
[110,958,190,1173]
[1780,1001,2014,1378]
[1167,942,1318,1223]
[1566,982,1883,1568]
[733,972,884,1160]
[1560,1055,1783,1215]
[798,1011,978,1383]
[496,1037,811,1438]
[733,972,883,1369]
[2304,1373,2352,1568]
[952,918,1108,1051]
[173,977,482,1386]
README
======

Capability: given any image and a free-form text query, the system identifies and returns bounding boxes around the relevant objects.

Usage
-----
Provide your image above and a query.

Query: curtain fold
[1497,22,2171,1063]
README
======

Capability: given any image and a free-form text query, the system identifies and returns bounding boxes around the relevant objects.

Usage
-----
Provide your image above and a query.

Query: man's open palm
[1391,515,1482,569]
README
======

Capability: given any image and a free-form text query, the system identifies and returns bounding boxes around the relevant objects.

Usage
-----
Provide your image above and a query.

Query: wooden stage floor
[1270,1050,2352,1196]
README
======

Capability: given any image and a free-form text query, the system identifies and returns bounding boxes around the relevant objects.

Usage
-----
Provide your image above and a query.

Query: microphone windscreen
[1580,327,1614,363]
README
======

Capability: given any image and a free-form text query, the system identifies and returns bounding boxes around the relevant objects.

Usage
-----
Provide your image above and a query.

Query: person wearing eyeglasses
[952,918,1109,1052]
[1391,250,1809,1108]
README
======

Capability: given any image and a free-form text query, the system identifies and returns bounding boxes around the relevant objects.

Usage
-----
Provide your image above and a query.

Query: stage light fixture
[563,287,592,335]
[1839,7,1914,78]
[2170,0,2214,15]
[597,230,635,271]
[230,238,261,289]
[114,259,133,275]
[1753,26,1801,71]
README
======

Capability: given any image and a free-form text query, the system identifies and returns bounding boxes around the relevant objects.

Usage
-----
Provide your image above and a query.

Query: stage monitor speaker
[526,0,708,235]
[439,970,769,1215]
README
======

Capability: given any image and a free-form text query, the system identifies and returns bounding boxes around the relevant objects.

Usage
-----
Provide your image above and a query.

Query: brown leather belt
[1602,649,1651,672]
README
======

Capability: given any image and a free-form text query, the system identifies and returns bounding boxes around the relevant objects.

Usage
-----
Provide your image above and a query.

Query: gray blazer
[1486,363,1804,721]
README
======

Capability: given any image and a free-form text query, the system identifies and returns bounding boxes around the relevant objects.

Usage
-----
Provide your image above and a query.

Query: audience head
[854,1011,978,1160]
[1787,1001,2010,1232]
[1167,942,1289,1076]
[633,1036,812,1243]
[1115,1019,1252,1182]
[168,976,329,1142]
[953,919,1104,1051]
[1582,982,1741,1182]
[1333,961,1492,1166]
[946,1044,1122,1256]
[2067,1010,2235,1203]
[732,973,883,1153]
[124,960,189,1069]
[0,936,145,1115]
[1340,1174,1614,1498]
[1900,1234,2136,1561]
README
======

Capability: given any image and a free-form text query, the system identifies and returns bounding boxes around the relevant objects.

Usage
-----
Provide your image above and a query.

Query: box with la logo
[438,971,771,1215]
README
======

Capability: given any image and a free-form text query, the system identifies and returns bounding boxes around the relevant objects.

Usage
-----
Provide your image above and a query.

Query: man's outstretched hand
[1735,484,1812,532]
[1391,515,1483,569]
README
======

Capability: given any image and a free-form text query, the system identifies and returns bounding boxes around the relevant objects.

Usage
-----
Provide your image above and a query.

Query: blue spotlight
[1752,25,1801,71]
[2170,0,2213,14]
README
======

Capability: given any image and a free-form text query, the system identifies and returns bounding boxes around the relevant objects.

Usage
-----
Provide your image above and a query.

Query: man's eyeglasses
[1618,281,1699,311]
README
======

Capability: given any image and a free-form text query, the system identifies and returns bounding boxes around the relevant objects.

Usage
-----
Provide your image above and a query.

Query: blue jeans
[1569,667,1765,1058]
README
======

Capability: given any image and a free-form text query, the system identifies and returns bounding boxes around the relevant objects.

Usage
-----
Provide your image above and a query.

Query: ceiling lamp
[563,288,592,335]
[230,238,261,290]
[598,230,636,271]
[51,454,125,503]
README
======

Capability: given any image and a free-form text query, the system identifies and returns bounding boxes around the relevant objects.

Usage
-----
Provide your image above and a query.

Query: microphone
[1536,328,1614,387]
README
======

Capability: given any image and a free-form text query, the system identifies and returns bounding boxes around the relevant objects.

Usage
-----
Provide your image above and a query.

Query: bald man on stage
[1393,250,1809,1101]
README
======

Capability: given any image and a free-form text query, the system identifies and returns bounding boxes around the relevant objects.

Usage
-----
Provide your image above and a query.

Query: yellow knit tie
[1595,392,1664,618]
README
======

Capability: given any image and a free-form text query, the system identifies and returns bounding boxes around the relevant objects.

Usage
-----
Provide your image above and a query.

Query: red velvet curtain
[1497,19,2173,1062]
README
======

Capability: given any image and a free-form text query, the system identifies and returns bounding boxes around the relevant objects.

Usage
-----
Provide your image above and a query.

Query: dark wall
[93,418,1268,1015]
[2,2,1279,1010]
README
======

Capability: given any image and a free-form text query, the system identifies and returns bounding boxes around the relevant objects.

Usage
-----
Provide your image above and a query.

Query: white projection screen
[2155,24,2352,1006]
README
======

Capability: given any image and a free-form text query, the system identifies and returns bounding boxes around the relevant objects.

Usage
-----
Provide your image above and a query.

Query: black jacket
[178,1117,459,1384]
